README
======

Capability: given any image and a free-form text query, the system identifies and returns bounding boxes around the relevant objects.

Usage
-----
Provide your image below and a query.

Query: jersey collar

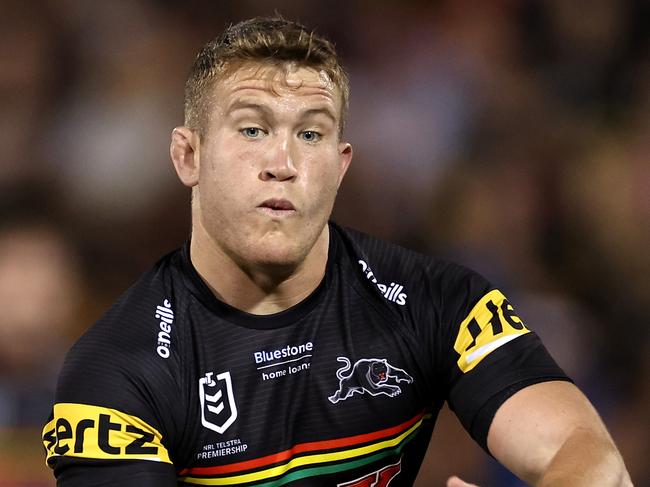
[178,224,337,329]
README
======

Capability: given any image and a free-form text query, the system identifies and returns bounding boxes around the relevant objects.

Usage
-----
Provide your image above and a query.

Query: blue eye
[241,127,264,138]
[300,131,321,142]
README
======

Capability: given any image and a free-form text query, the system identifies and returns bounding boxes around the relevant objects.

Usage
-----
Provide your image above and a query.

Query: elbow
[594,443,633,487]
[608,450,633,487]
[534,426,633,487]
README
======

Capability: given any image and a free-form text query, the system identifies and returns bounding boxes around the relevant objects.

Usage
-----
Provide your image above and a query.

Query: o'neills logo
[154,299,174,358]
[358,260,407,305]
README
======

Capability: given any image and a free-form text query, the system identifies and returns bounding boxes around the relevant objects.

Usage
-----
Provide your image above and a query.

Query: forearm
[535,427,632,487]
[487,382,634,487]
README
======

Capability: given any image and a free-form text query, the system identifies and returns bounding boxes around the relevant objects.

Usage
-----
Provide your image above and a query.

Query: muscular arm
[487,381,632,486]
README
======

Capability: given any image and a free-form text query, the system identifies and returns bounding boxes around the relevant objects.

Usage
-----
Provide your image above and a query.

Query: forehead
[213,61,341,113]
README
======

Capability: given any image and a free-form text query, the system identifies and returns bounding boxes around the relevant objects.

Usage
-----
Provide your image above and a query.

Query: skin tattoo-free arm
[449,381,632,486]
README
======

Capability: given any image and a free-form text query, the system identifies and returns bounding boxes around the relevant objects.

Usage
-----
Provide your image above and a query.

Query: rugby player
[43,16,632,486]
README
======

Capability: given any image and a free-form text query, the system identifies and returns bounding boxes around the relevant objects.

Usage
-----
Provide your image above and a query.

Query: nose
[259,133,298,182]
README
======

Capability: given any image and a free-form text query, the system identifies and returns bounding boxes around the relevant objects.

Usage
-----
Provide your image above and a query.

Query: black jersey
[42,223,569,486]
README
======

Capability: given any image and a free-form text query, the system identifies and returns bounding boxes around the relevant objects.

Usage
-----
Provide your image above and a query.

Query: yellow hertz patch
[42,403,171,465]
[454,290,530,373]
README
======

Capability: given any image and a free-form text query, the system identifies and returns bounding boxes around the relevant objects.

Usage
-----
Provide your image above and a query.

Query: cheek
[304,150,343,192]
[202,132,258,175]
[201,143,258,196]
[198,163,244,217]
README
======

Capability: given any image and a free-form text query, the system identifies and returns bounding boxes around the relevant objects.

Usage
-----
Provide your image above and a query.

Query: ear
[336,142,353,187]
[170,126,200,187]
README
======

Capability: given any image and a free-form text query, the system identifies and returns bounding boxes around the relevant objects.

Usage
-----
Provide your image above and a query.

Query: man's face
[192,62,352,269]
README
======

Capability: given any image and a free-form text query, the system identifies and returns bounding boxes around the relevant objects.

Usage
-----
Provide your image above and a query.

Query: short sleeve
[41,295,183,485]
[434,264,571,451]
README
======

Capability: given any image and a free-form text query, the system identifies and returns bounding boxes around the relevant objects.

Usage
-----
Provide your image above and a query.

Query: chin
[215,216,328,272]
[247,240,306,269]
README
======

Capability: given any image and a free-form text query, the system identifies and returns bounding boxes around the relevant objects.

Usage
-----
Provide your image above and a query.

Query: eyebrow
[227,101,273,118]
[227,101,337,126]
[300,107,337,125]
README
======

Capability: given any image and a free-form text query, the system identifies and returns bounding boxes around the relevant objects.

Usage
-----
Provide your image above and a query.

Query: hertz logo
[42,403,171,465]
[454,290,530,373]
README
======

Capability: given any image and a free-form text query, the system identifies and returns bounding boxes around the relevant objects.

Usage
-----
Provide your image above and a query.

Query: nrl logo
[199,371,238,434]
[328,357,414,404]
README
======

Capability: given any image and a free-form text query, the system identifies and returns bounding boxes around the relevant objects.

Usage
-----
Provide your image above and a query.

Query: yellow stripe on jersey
[179,418,424,485]
[453,289,530,373]
[42,403,171,465]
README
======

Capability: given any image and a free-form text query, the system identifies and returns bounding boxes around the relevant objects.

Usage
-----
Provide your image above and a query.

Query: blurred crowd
[0,0,648,485]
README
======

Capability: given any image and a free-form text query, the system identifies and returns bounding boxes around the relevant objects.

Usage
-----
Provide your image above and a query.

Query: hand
[446,475,480,487]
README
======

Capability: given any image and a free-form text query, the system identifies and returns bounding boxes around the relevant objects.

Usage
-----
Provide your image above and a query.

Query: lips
[259,198,295,211]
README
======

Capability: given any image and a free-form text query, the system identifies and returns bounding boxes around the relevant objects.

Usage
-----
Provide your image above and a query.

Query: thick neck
[189,222,330,315]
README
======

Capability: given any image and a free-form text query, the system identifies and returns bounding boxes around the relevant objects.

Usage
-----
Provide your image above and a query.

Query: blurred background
[0,0,648,485]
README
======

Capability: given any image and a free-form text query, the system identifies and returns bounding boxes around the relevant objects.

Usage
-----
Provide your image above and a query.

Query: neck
[189,225,330,315]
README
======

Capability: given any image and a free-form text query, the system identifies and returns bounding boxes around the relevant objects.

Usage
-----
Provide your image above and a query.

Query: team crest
[199,371,238,434]
[328,357,413,404]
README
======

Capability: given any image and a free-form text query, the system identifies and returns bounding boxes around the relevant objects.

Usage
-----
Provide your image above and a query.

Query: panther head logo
[328,357,413,404]
[370,361,388,383]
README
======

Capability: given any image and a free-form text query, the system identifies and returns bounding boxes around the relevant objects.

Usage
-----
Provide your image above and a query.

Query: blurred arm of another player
[449,380,633,486]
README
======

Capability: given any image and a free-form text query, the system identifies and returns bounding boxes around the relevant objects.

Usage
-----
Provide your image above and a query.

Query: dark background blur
[1,0,648,485]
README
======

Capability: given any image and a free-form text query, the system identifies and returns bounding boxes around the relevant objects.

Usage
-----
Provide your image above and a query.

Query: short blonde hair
[184,16,350,136]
